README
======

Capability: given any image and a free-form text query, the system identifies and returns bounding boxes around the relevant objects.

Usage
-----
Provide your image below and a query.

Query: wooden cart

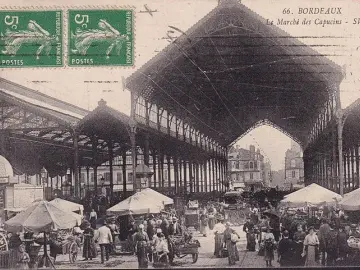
[169,235,200,264]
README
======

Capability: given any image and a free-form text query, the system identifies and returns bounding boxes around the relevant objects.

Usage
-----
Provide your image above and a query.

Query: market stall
[136,188,174,205]
[49,198,84,216]
[4,200,78,269]
[339,189,360,211]
[106,192,164,216]
[280,183,341,208]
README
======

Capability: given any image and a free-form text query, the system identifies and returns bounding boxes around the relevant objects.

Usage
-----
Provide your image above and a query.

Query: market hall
[1,0,360,268]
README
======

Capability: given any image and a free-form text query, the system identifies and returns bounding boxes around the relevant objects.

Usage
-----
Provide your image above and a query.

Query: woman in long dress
[302,226,319,267]
[82,223,97,260]
[199,211,209,237]
[223,222,240,265]
[263,227,275,267]
[134,224,150,269]
[213,217,226,257]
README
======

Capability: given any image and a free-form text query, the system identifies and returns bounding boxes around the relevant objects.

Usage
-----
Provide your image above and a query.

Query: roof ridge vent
[218,0,241,6]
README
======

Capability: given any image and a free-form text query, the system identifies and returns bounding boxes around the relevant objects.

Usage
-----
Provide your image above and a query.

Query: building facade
[228,145,269,190]
[284,141,304,189]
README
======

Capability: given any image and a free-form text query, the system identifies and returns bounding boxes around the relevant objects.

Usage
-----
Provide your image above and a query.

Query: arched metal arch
[229,119,304,151]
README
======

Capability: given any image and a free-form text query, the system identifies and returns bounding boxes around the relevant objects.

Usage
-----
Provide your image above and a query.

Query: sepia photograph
[0,0,359,268]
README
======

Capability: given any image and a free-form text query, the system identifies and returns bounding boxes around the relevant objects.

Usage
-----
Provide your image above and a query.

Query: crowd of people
[236,200,360,267]
[6,191,360,269]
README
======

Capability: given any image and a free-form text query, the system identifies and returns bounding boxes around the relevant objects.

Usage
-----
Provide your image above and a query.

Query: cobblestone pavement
[55,226,280,269]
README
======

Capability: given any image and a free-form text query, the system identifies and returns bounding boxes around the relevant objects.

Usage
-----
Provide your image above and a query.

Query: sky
[1,0,360,170]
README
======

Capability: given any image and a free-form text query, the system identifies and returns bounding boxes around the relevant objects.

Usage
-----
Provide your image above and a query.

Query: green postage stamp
[68,9,134,66]
[0,10,63,67]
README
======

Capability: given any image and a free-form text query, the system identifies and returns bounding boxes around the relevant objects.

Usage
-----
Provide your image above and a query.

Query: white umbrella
[5,200,78,233]
[49,198,84,216]
[344,188,360,197]
[280,183,341,208]
[339,188,360,211]
[136,188,174,205]
[106,192,164,216]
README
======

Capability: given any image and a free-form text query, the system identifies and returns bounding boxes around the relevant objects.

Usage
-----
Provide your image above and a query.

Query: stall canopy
[106,192,164,216]
[280,183,341,207]
[344,188,360,198]
[49,198,84,215]
[339,189,360,211]
[4,200,78,233]
[136,188,174,205]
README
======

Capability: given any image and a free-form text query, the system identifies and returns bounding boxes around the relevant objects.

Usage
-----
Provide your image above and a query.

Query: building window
[90,173,94,183]
[291,159,296,168]
[104,172,111,182]
[116,172,122,184]
[235,162,240,169]
[80,173,85,183]
[249,162,254,169]
[250,172,253,180]
[254,162,258,169]
[292,171,296,178]
[128,173,133,184]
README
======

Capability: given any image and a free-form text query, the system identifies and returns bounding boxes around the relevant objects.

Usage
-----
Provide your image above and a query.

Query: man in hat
[277,230,294,267]
[160,215,170,239]
[169,217,182,236]
[325,222,338,266]
[95,220,113,264]
[147,215,155,241]
[318,218,330,266]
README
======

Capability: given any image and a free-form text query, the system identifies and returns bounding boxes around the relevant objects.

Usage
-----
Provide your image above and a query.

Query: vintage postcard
[0,0,359,268]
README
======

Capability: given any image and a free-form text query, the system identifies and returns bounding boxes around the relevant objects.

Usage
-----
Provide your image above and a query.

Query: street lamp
[128,118,137,191]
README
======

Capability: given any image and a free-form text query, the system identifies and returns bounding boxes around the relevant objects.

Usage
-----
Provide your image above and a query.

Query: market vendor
[49,229,62,263]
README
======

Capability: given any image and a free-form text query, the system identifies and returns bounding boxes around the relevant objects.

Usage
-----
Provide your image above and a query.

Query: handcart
[169,234,201,264]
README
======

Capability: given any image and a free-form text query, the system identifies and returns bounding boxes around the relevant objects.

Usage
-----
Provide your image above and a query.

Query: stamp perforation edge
[0,5,136,70]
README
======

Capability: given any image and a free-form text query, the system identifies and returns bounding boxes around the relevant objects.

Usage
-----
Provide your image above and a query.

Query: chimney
[249,145,255,153]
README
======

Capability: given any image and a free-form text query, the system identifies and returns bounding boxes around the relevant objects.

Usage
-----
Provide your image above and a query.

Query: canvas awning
[344,188,360,197]
[136,188,173,205]
[280,183,341,207]
[106,192,164,216]
[49,198,84,214]
[339,188,360,211]
[4,200,78,233]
